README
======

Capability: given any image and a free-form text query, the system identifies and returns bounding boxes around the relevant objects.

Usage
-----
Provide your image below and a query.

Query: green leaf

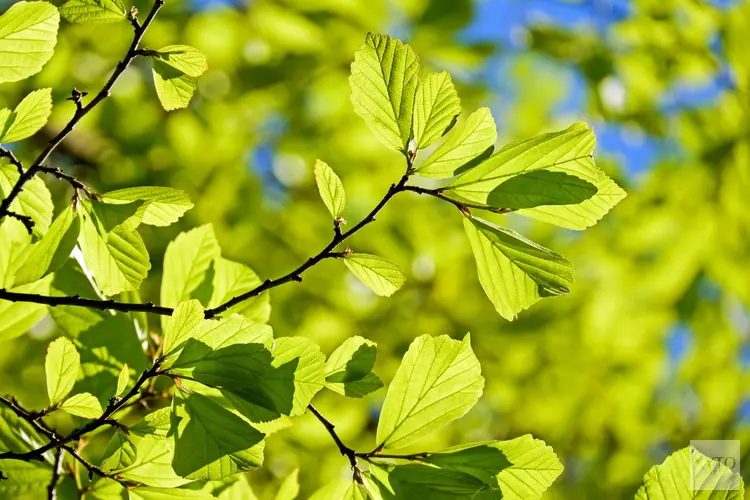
[369,463,500,499]
[0,217,31,287]
[636,446,744,499]
[446,122,625,228]
[59,0,126,24]
[268,337,326,416]
[114,435,190,487]
[412,71,461,150]
[423,435,563,499]
[344,253,405,297]
[0,1,59,84]
[78,202,150,296]
[349,33,420,152]
[130,408,172,440]
[115,363,129,396]
[101,428,137,471]
[0,88,53,143]
[207,257,270,323]
[60,392,102,418]
[129,488,214,500]
[152,45,208,78]
[376,333,483,450]
[171,393,265,480]
[161,224,220,308]
[161,300,208,359]
[480,170,597,209]
[343,482,370,500]
[0,274,53,341]
[416,107,497,179]
[325,336,383,397]
[14,203,79,286]
[0,164,53,238]
[0,461,53,498]
[214,475,259,500]
[45,336,80,405]
[102,186,194,227]
[274,468,299,500]
[463,216,573,320]
[86,478,127,500]
[313,159,346,219]
[152,60,197,111]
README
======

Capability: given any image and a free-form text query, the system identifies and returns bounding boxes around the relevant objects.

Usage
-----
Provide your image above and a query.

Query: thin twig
[0,0,164,223]
[403,185,511,214]
[0,147,24,175]
[38,166,99,200]
[307,404,363,484]
[6,211,34,234]
[0,290,174,315]
[46,449,64,500]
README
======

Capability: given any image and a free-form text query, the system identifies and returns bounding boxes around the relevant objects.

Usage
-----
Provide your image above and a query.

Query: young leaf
[635,446,744,499]
[14,203,80,286]
[0,217,30,288]
[344,253,405,297]
[161,300,205,359]
[59,0,126,24]
[171,393,266,480]
[376,334,483,450]
[412,71,461,150]
[481,170,597,209]
[45,336,80,405]
[207,257,271,323]
[115,363,129,396]
[416,107,497,179]
[368,463,500,499]
[60,392,103,418]
[130,407,172,440]
[101,428,137,471]
[463,216,573,320]
[0,2,59,84]
[0,164,54,238]
[114,435,190,487]
[161,224,220,308]
[0,274,53,341]
[268,337,326,416]
[152,45,208,78]
[424,435,563,500]
[152,60,197,111]
[313,159,346,220]
[343,482,369,500]
[78,203,151,296]
[349,33,420,152]
[274,468,300,500]
[325,336,383,398]
[102,186,194,227]
[0,88,53,143]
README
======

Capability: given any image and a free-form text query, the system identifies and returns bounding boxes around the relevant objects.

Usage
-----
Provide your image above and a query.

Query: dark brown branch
[0,290,174,316]
[0,0,164,223]
[0,147,24,175]
[403,185,511,214]
[46,449,64,500]
[38,166,99,200]
[307,404,363,484]
[0,361,162,463]
[6,211,34,234]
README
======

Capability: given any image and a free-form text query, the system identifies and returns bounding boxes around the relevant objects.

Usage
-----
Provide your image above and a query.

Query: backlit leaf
[59,0,126,24]
[152,60,197,111]
[313,159,346,219]
[0,2,59,84]
[344,253,405,297]
[60,392,103,418]
[325,336,383,398]
[152,45,208,78]
[161,224,220,308]
[0,88,53,143]
[0,164,53,238]
[413,71,461,150]
[102,186,193,227]
[45,336,80,405]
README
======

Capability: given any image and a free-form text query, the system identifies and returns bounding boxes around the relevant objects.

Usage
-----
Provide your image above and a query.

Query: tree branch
[0,147,24,175]
[38,166,99,200]
[0,290,174,316]
[0,0,164,223]
[46,449,64,500]
[403,185,511,214]
[307,404,363,484]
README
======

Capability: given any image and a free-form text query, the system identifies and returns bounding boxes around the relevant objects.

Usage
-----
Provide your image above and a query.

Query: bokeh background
[1,0,749,498]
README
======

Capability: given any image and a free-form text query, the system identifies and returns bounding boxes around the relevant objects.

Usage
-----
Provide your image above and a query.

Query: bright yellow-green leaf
[60,392,103,418]
[100,428,137,471]
[0,217,31,288]
[0,274,52,341]
[207,257,270,323]
[113,435,190,487]
[102,186,194,227]
[161,300,205,359]
[115,363,129,396]
[325,336,383,398]
[274,468,299,500]
[344,253,405,297]
[413,71,461,150]
[313,159,346,219]
[59,0,127,24]
[45,336,80,405]
[129,488,214,500]
[463,216,573,320]
[153,45,208,78]
[416,107,497,179]
[0,2,59,84]
[376,334,483,450]
[152,60,197,111]
[14,203,79,286]
[0,164,53,238]
[349,33,420,152]
[161,224,220,308]
[0,88,53,143]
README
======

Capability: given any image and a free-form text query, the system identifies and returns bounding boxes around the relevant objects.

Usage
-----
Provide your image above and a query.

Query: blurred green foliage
[0,0,748,498]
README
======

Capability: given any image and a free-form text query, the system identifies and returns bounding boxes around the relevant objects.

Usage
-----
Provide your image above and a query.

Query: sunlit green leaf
[376,333,483,450]
[314,159,346,219]
[130,407,172,440]
[0,88,53,143]
[102,186,194,227]
[349,33,420,152]
[0,274,53,341]
[274,468,299,500]
[0,2,59,84]
[416,107,496,179]
[129,488,214,500]
[413,71,461,150]
[463,216,573,320]
[344,253,405,297]
[59,0,126,24]
[207,257,270,323]
[171,393,265,480]
[0,217,31,288]
[60,391,103,418]
[325,336,383,397]
[101,428,137,471]
[161,300,206,359]
[113,435,190,487]
[152,45,208,78]
[14,203,79,286]
[45,336,80,405]
[424,435,563,499]
[369,463,500,499]
[115,363,129,396]
[0,164,53,238]
[161,224,220,308]
[635,446,744,499]
[152,60,197,111]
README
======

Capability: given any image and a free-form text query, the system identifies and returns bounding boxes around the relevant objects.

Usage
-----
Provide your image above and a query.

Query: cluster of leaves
[0,0,718,498]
